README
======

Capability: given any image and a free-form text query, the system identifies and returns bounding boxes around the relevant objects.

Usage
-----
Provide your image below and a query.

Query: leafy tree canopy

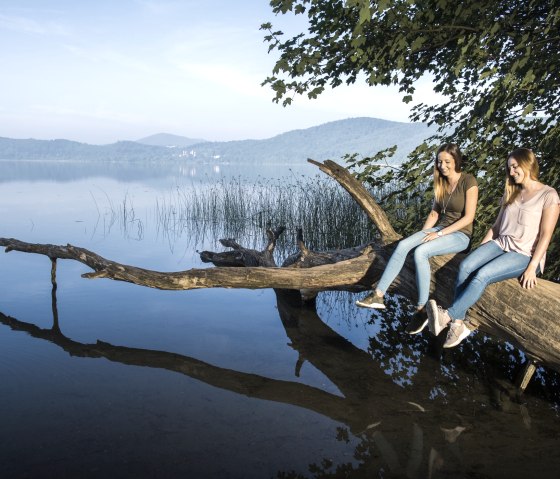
[262,0,560,280]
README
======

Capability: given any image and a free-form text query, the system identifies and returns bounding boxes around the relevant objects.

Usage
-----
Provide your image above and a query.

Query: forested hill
[190,117,434,164]
[0,138,175,161]
[0,117,434,164]
[136,133,205,148]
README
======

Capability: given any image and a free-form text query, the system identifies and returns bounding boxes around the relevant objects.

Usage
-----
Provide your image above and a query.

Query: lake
[1,159,559,479]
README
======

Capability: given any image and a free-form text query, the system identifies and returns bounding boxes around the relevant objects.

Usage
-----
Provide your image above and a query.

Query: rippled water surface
[1,160,559,479]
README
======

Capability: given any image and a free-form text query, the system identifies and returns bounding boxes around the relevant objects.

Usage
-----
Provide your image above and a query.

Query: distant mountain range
[136,133,206,148]
[0,117,435,165]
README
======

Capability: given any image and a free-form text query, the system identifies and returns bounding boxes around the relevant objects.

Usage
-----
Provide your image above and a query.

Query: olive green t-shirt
[433,172,478,236]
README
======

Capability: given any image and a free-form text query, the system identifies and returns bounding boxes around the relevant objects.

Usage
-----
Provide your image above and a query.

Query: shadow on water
[2,277,560,478]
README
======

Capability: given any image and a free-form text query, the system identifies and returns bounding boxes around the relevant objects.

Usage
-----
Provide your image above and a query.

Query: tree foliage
[262,0,560,280]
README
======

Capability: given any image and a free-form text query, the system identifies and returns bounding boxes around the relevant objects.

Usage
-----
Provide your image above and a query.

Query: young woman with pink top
[427,148,560,348]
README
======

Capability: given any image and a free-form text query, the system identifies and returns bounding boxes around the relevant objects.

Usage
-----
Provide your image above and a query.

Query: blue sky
[0,0,438,144]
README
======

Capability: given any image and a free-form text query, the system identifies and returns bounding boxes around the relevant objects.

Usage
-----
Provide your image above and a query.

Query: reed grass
[153,174,380,257]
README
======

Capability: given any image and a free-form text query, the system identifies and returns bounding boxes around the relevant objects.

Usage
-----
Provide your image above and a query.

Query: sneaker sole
[407,318,429,335]
[355,300,386,309]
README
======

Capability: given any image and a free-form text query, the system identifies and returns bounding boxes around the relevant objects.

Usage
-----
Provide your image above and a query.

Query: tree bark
[1,159,559,371]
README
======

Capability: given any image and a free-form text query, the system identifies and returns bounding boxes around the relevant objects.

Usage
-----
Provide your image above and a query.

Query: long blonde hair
[504,148,539,205]
[433,143,464,203]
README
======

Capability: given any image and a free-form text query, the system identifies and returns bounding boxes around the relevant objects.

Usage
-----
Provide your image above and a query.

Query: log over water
[1,160,559,374]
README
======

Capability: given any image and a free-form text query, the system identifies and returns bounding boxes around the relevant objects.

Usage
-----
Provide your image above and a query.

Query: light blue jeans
[448,241,532,320]
[377,227,470,308]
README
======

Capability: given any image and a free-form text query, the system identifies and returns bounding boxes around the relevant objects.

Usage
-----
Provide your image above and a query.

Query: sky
[0,0,439,144]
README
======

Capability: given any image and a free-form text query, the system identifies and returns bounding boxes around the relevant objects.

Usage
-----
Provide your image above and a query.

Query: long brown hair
[433,143,464,203]
[504,148,539,205]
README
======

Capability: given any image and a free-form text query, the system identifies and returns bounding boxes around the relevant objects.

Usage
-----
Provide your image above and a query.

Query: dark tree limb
[200,227,285,267]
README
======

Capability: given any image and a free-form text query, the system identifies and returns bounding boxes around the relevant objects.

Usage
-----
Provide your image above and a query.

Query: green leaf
[522,103,534,116]
[358,4,371,24]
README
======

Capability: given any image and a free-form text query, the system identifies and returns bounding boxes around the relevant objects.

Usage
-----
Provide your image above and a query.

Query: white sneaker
[426,299,451,336]
[443,321,471,348]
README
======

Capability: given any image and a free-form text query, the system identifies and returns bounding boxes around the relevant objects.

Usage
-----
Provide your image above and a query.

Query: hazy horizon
[1,115,425,145]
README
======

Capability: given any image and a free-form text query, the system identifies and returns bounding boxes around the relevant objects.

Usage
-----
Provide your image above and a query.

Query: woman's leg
[453,241,504,298]
[413,231,470,308]
[447,251,531,320]
[376,229,436,295]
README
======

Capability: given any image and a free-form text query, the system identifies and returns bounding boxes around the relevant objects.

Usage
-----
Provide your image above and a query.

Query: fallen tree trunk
[1,160,560,371]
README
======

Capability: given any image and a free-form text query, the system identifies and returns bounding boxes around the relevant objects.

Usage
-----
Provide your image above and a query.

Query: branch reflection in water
[2,272,560,478]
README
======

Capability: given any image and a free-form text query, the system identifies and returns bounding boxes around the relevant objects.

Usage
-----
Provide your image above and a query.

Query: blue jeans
[377,228,470,308]
[448,241,532,320]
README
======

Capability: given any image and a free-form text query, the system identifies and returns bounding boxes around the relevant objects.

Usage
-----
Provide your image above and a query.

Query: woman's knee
[457,261,473,281]
[458,254,479,279]
[393,238,415,258]
[471,268,496,288]
[413,244,430,263]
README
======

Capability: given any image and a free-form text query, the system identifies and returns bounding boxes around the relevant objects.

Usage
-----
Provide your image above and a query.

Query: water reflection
[2,280,560,478]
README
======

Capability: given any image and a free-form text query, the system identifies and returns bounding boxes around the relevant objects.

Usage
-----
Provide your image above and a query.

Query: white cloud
[173,61,270,100]
[0,13,70,36]
[62,43,155,74]
[134,0,185,15]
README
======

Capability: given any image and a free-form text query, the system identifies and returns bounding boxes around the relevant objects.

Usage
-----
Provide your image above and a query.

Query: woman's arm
[520,203,560,289]
[422,209,439,230]
[480,204,505,244]
[422,186,478,242]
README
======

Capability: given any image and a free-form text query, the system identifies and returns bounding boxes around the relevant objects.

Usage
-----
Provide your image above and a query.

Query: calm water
[1,160,559,479]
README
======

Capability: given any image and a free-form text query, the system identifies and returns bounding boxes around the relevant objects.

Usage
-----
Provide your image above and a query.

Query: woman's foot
[356,291,385,309]
[406,308,428,334]
[443,320,471,348]
[426,299,452,336]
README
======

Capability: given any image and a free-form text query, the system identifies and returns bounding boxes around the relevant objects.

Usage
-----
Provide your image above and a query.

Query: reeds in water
[154,174,379,257]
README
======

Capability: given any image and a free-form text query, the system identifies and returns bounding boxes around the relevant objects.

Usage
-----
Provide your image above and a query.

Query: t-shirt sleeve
[543,188,560,209]
[464,173,478,190]
[433,199,441,214]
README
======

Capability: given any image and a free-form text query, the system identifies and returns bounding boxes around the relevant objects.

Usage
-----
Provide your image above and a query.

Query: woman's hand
[421,231,440,242]
[520,264,538,289]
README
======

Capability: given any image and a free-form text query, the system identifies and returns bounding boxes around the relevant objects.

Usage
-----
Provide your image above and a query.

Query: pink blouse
[494,185,560,272]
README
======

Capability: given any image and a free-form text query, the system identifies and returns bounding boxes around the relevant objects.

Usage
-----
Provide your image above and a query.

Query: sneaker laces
[436,306,448,325]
